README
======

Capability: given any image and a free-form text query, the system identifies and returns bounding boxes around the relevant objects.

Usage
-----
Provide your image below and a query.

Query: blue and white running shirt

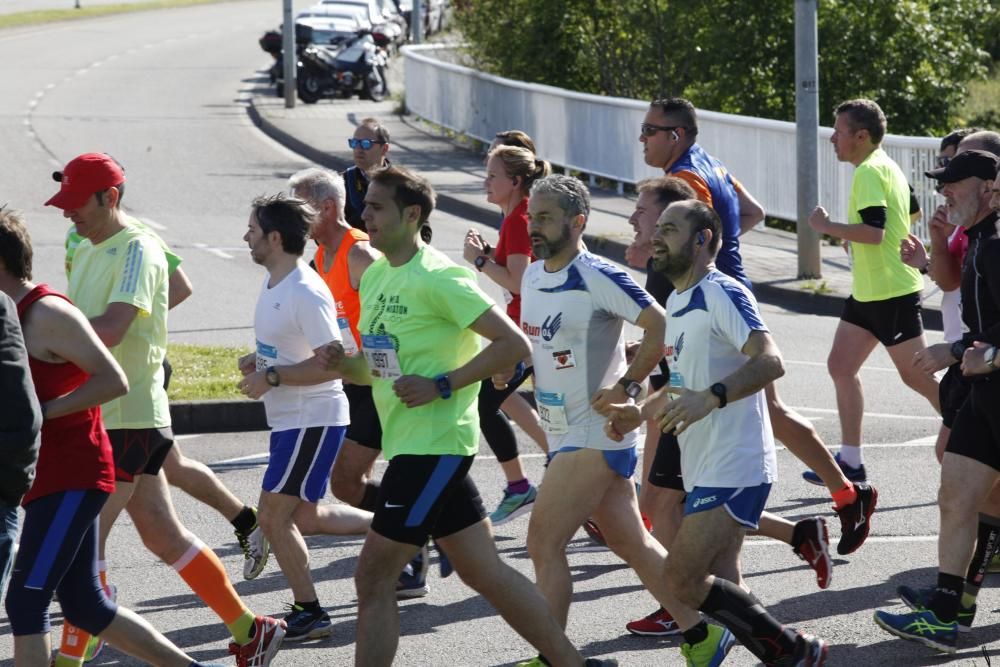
[664,269,777,492]
[520,252,653,451]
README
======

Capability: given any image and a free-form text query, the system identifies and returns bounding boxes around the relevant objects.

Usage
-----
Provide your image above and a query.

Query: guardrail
[402,44,941,241]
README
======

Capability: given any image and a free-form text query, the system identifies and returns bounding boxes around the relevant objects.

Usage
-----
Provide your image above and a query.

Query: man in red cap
[47,153,286,667]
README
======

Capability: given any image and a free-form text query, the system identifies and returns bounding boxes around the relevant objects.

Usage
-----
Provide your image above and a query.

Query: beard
[652,236,697,280]
[531,225,572,260]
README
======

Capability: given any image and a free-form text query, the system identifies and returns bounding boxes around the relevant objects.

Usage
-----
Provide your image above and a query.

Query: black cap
[925,149,999,183]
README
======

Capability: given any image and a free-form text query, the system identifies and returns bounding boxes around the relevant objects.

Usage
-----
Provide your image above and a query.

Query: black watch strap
[951,341,967,362]
[710,382,728,409]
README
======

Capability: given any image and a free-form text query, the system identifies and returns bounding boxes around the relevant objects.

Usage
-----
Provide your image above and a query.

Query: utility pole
[795,0,821,278]
[412,0,423,44]
[283,0,295,108]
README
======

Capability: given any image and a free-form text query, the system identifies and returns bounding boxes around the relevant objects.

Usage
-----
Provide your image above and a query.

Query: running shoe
[897,584,976,633]
[396,545,429,599]
[680,624,735,667]
[791,517,832,589]
[514,657,545,667]
[583,519,607,547]
[625,606,682,636]
[490,485,538,525]
[83,583,117,662]
[802,453,866,486]
[283,603,333,641]
[228,615,287,666]
[236,507,270,581]
[873,608,957,653]
[834,482,877,555]
[434,541,453,579]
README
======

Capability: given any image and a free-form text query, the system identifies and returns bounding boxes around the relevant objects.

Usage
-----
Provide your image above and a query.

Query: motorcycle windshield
[336,43,366,65]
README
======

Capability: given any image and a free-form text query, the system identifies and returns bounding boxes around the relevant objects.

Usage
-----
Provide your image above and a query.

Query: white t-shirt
[254,262,349,430]
[664,270,776,492]
[520,252,653,451]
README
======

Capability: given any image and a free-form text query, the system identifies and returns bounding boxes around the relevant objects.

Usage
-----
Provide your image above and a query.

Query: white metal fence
[403,44,942,241]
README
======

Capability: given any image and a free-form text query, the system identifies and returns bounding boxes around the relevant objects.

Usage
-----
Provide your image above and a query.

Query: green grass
[0,0,245,30]
[167,343,249,401]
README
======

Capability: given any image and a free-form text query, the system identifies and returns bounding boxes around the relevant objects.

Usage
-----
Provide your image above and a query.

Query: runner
[44,152,285,667]
[604,199,828,666]
[322,165,616,667]
[0,210,230,667]
[237,193,372,641]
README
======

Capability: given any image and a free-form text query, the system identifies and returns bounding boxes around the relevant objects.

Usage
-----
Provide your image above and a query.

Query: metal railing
[402,44,941,241]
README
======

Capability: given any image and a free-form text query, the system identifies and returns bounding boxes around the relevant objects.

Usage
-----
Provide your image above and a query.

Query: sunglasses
[348,138,385,150]
[640,123,683,138]
[936,155,951,168]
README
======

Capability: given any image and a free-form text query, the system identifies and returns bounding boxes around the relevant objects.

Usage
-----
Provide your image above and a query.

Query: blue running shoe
[490,485,537,525]
[802,452,866,486]
[283,603,332,642]
[434,541,453,579]
[396,545,429,599]
[681,625,735,666]
[873,608,957,653]
[897,584,976,633]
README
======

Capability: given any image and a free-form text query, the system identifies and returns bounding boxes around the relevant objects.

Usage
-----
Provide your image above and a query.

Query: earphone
[697,231,706,246]
[671,130,679,141]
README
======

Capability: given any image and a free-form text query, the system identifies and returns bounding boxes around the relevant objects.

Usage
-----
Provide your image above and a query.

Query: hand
[463,229,486,264]
[591,383,628,417]
[962,341,996,377]
[912,342,956,374]
[318,341,346,371]
[239,371,272,399]
[654,387,716,435]
[393,374,439,407]
[625,240,652,269]
[808,206,830,235]
[238,353,256,376]
[928,205,954,246]
[603,403,644,442]
[492,366,516,390]
[899,233,928,270]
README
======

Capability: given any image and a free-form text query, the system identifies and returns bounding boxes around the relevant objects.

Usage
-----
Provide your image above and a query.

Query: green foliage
[0,0,239,29]
[454,0,993,136]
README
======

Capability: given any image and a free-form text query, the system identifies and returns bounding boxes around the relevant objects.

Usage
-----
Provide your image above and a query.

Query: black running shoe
[835,482,877,555]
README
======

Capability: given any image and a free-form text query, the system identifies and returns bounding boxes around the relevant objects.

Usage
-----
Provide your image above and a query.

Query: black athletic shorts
[371,454,485,547]
[345,384,382,450]
[648,430,685,491]
[840,292,923,347]
[107,427,174,483]
[939,364,972,430]
[945,379,1000,471]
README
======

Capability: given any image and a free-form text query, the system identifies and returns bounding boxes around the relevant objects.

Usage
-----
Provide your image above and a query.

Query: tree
[454,0,994,136]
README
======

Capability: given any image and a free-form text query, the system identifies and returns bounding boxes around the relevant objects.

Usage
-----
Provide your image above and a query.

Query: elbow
[113,371,130,399]
[511,330,531,362]
[769,354,785,383]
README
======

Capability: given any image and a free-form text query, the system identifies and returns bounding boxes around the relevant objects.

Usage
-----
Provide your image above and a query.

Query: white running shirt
[520,252,653,451]
[664,269,776,491]
[254,261,349,430]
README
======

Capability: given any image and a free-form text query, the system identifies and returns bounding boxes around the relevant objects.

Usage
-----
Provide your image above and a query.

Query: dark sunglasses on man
[640,123,685,138]
[348,138,385,150]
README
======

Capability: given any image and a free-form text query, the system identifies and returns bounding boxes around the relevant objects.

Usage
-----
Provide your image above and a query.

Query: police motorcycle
[297,29,389,104]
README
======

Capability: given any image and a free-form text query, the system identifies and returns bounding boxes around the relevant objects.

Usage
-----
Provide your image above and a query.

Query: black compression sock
[928,573,964,623]
[698,578,796,663]
[682,621,710,646]
[231,506,257,534]
[965,514,1000,591]
[294,599,322,613]
[359,481,381,512]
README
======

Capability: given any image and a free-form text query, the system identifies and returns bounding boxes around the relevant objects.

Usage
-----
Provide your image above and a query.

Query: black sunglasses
[640,123,684,138]
[936,155,951,168]
[348,138,386,150]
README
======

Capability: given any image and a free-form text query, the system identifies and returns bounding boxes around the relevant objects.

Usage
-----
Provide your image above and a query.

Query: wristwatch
[265,366,281,387]
[709,382,728,408]
[951,340,967,362]
[986,345,998,371]
[919,261,930,275]
[474,255,488,272]
[434,374,452,399]
[617,377,642,400]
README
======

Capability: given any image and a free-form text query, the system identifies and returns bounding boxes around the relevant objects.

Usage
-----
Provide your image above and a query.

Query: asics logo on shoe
[693,495,717,508]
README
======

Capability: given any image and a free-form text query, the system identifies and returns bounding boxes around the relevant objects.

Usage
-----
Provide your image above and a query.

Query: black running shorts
[345,384,383,450]
[945,379,1000,471]
[371,454,485,547]
[647,430,685,491]
[840,292,924,347]
[939,364,972,430]
[107,427,174,483]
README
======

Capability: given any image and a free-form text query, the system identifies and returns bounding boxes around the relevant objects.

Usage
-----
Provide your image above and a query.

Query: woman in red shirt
[463,145,551,525]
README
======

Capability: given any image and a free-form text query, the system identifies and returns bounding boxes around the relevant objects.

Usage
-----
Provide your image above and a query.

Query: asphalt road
[0,3,983,666]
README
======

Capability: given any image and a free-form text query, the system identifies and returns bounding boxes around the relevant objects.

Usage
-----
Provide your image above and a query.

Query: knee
[827,357,855,382]
[60,592,116,636]
[257,507,287,540]
[5,584,50,636]
[526,524,564,563]
[329,471,361,506]
[353,557,394,601]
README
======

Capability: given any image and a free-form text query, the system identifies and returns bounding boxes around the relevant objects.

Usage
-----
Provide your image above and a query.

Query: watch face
[625,382,642,399]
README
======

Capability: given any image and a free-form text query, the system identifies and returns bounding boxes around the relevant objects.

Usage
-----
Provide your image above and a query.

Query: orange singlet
[315,228,368,355]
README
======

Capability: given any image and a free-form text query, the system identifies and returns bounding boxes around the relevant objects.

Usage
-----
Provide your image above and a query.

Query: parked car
[313,0,405,51]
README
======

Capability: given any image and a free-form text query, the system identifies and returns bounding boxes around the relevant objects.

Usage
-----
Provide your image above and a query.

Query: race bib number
[668,370,686,392]
[536,390,569,435]
[256,340,277,372]
[337,317,360,356]
[361,334,402,379]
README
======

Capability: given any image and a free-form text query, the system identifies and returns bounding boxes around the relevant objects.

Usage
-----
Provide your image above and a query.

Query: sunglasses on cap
[640,123,684,138]
[936,155,951,168]
[348,138,385,150]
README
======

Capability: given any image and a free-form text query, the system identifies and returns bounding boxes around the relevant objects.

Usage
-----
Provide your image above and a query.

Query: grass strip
[0,0,245,30]
[167,343,249,401]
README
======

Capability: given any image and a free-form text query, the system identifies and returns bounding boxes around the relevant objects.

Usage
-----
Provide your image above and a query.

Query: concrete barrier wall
[403,44,941,242]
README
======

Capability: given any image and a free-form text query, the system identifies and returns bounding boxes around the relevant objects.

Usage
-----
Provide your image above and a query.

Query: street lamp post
[283,0,295,108]
[795,0,822,278]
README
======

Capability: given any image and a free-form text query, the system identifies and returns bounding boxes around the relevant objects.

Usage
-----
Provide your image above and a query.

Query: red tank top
[315,228,368,350]
[17,285,115,505]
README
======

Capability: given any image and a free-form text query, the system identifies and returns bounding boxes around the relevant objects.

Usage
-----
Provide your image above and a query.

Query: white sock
[838,444,863,468]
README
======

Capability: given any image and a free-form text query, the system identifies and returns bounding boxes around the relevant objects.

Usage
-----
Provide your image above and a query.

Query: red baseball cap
[44,153,125,210]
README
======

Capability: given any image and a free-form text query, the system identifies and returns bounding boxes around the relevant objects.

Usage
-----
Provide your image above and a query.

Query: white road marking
[137,216,167,231]
[791,406,939,421]
[193,243,234,259]
[744,535,937,546]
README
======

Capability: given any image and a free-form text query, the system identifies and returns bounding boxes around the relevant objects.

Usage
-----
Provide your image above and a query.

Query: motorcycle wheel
[363,67,387,102]
[297,72,322,104]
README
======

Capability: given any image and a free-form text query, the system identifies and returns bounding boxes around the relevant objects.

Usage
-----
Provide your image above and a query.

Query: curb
[170,399,268,435]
